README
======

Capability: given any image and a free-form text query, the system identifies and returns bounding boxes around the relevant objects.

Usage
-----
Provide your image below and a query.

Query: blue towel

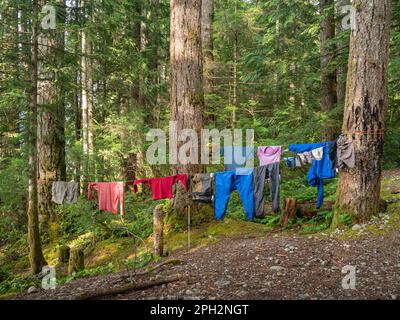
[288,142,336,209]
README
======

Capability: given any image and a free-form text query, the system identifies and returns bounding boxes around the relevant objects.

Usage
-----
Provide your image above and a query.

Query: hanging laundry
[189,173,213,203]
[214,168,254,221]
[289,142,336,209]
[88,182,124,215]
[52,181,79,204]
[329,140,338,170]
[253,163,280,217]
[284,157,296,168]
[311,147,324,161]
[337,134,355,170]
[221,146,254,171]
[297,151,313,166]
[295,155,302,167]
[133,174,189,200]
[257,146,282,166]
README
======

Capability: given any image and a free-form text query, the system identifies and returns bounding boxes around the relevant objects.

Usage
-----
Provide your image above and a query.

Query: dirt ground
[14,172,400,300]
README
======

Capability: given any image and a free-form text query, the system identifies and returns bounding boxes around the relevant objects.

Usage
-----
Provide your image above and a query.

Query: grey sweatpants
[253,163,280,217]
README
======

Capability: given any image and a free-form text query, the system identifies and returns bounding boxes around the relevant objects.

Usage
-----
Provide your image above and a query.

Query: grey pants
[253,163,280,217]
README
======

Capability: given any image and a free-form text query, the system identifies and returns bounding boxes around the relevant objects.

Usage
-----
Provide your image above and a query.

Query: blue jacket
[288,142,336,209]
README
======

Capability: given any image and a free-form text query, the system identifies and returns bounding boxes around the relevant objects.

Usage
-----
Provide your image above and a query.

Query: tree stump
[68,249,84,275]
[153,205,164,257]
[57,245,70,264]
[280,198,297,227]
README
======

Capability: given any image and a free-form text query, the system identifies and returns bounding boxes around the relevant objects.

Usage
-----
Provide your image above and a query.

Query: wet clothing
[88,182,124,215]
[133,174,189,200]
[311,147,324,161]
[257,146,282,166]
[214,168,254,221]
[253,163,280,217]
[52,181,79,204]
[289,142,336,209]
[189,173,213,203]
[284,157,296,168]
[298,152,313,166]
[221,147,254,171]
[337,134,356,170]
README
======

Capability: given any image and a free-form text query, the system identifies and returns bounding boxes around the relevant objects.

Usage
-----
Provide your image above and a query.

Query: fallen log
[72,275,182,300]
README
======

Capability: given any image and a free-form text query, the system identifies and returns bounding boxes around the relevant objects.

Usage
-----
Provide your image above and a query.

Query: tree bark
[170,0,204,175]
[320,0,337,140]
[81,0,94,187]
[37,0,66,236]
[153,204,164,257]
[335,0,392,224]
[201,0,214,98]
[27,0,47,274]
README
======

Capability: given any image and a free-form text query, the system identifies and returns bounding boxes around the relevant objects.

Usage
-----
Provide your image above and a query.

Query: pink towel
[257,146,282,166]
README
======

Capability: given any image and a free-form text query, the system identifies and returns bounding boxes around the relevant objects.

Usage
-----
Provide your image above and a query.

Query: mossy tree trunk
[170,0,208,223]
[320,0,337,140]
[334,0,392,225]
[37,0,66,238]
[27,0,47,274]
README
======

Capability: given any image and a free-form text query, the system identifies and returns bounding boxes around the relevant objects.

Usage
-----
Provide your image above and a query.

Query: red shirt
[88,182,124,215]
[133,174,188,200]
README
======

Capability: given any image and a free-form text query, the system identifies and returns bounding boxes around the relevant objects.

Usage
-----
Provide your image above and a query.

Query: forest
[0,0,400,301]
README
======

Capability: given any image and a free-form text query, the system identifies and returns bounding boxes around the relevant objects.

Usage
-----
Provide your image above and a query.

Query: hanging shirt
[289,142,336,209]
[88,182,124,215]
[257,146,282,166]
[297,151,313,166]
[133,174,189,200]
[221,146,254,171]
[311,147,324,161]
[337,134,356,170]
[189,173,213,203]
[52,181,79,204]
[284,157,296,168]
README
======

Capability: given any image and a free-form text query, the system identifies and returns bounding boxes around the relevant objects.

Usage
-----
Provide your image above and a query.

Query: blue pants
[214,169,255,221]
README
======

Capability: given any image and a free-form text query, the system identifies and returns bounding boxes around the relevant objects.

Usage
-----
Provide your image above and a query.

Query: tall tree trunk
[81,0,94,186]
[37,0,66,236]
[231,0,238,128]
[336,0,349,107]
[201,0,214,98]
[170,0,204,175]
[320,0,337,140]
[74,0,81,187]
[27,0,47,273]
[334,0,392,224]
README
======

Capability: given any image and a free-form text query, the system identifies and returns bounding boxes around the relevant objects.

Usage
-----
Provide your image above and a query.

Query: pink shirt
[257,146,282,166]
[88,182,124,215]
